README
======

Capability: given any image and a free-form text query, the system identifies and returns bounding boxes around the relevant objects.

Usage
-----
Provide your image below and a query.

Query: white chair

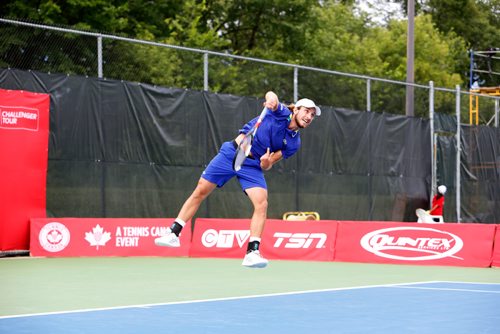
[417,215,444,224]
[283,211,320,221]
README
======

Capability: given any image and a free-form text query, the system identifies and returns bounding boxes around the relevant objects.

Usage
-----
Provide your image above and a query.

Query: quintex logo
[360,227,464,261]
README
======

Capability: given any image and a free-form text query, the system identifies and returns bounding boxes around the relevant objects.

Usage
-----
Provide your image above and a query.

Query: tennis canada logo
[85,224,112,250]
[39,222,71,252]
[360,227,464,261]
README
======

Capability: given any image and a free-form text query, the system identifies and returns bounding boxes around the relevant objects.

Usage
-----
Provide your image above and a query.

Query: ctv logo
[273,232,327,249]
[201,229,249,248]
[360,227,464,261]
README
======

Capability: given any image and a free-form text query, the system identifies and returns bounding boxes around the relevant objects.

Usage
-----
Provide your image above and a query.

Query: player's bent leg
[242,187,269,268]
[177,178,217,222]
[155,178,217,248]
[245,187,268,237]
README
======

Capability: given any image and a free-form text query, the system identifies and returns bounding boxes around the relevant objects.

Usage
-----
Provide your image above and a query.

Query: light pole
[406,0,415,117]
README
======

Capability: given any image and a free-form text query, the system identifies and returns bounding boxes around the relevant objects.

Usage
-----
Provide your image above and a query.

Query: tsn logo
[273,232,327,249]
[201,229,327,249]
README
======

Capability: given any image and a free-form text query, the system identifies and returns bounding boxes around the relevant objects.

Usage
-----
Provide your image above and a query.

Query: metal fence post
[455,85,461,223]
[203,53,209,91]
[429,81,435,205]
[293,67,298,102]
[97,36,103,78]
[366,78,371,112]
[495,98,499,128]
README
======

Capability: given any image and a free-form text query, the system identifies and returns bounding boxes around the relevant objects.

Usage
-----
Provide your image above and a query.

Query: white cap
[438,185,447,195]
[296,98,321,116]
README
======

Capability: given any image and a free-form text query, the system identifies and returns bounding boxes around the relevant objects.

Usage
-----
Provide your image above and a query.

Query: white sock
[249,237,261,243]
[175,218,186,227]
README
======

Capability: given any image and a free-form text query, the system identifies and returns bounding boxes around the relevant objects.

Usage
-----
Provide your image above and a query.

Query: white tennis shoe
[242,250,268,268]
[154,229,180,247]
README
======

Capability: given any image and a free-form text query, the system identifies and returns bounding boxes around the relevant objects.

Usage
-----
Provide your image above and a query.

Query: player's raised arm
[264,91,279,111]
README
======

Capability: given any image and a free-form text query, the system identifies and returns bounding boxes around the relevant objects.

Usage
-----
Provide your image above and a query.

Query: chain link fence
[1,18,499,223]
[3,17,499,120]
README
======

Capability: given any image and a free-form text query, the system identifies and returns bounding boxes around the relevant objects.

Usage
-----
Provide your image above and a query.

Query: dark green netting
[1,68,498,223]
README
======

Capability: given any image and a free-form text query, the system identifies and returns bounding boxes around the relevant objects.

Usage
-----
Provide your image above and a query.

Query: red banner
[261,220,337,261]
[30,218,191,257]
[190,219,250,259]
[492,226,500,267]
[0,89,50,251]
[334,221,496,267]
[28,216,498,268]
[190,218,337,261]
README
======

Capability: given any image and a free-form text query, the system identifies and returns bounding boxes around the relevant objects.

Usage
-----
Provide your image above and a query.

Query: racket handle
[252,107,268,134]
[257,107,268,121]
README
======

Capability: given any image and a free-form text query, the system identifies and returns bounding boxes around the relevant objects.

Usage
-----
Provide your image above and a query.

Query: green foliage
[102,39,185,88]
[291,2,466,115]
[424,0,500,50]
[192,0,320,98]
[395,0,500,87]
[0,0,496,115]
[368,15,466,115]
[370,15,465,85]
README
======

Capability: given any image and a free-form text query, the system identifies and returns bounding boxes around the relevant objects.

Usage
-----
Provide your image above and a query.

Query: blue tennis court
[1,281,499,334]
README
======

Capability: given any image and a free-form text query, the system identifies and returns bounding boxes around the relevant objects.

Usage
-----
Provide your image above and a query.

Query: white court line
[0,280,439,320]
[389,286,500,294]
[437,281,500,286]
[388,281,500,294]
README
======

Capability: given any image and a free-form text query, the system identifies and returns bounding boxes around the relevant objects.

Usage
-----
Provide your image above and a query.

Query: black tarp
[434,113,500,223]
[1,68,498,223]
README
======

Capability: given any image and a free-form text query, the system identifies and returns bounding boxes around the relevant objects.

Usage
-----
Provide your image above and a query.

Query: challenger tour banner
[0,89,50,251]
[189,218,338,261]
[334,221,496,267]
[30,218,191,257]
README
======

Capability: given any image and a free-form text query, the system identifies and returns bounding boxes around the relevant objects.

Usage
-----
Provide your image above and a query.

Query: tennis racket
[233,107,268,172]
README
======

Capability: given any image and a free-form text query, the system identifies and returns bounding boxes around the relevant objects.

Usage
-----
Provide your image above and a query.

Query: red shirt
[430,195,445,215]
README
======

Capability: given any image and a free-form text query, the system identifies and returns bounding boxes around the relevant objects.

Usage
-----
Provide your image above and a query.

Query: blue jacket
[239,103,300,160]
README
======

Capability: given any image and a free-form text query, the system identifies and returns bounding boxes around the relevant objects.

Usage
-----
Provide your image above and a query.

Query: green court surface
[1,257,499,317]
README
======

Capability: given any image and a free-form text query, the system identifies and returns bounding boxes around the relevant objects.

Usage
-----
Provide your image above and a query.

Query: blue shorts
[201,141,267,191]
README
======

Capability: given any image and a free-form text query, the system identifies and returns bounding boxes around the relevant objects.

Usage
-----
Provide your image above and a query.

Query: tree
[0,0,485,111]
[390,0,500,87]
[296,1,466,115]
[367,15,466,115]
[423,0,500,87]
[184,0,321,98]
[293,1,375,109]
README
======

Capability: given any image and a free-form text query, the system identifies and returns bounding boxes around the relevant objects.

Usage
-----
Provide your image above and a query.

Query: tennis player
[155,91,321,268]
